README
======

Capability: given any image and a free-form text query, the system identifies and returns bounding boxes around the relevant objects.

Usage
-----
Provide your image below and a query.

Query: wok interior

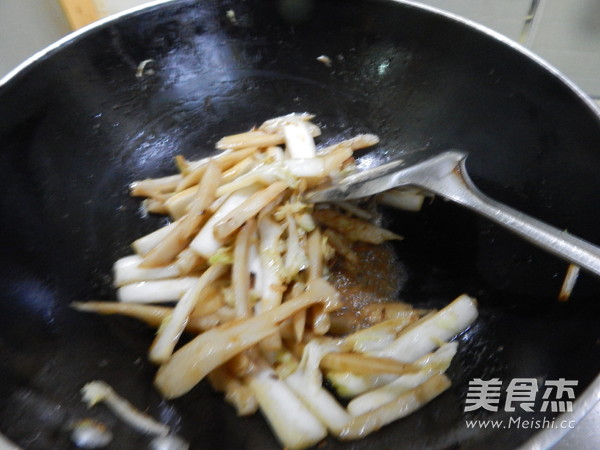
[0,0,599,448]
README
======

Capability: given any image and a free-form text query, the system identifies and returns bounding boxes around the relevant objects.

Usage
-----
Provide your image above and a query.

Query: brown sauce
[328,242,406,334]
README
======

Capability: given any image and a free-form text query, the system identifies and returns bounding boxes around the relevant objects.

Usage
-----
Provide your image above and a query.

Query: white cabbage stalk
[338,374,451,441]
[335,201,373,220]
[265,145,285,162]
[346,342,458,416]
[213,182,289,240]
[216,130,284,150]
[286,371,351,435]
[190,185,259,258]
[221,156,256,184]
[296,212,316,233]
[258,218,285,310]
[343,316,418,353]
[232,221,254,318]
[154,278,339,398]
[284,213,309,281]
[246,366,327,449]
[282,339,352,434]
[284,121,317,159]
[130,174,182,197]
[259,113,319,135]
[132,222,177,256]
[328,295,477,397]
[149,263,228,364]
[117,277,198,303]
[216,159,323,198]
[163,186,198,219]
[81,381,170,436]
[319,134,380,154]
[247,230,263,296]
[113,255,180,287]
[379,188,427,212]
[215,163,277,197]
[373,294,478,362]
[178,147,256,191]
[282,159,324,177]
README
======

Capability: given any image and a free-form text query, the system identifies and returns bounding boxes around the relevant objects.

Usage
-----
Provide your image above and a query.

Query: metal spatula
[305,150,600,277]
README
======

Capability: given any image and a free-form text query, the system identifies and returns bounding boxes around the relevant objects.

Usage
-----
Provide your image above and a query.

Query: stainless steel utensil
[306,150,600,277]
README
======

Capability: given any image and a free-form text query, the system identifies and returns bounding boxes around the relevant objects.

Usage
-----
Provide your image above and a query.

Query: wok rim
[0,0,598,447]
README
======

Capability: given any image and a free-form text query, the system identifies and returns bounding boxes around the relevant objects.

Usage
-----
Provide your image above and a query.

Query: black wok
[0,0,599,448]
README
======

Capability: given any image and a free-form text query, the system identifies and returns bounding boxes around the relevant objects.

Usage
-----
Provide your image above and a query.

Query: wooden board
[59,0,100,30]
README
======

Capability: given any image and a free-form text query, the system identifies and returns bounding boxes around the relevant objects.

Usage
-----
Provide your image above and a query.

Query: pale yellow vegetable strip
[154,278,338,398]
[320,134,380,154]
[358,302,417,323]
[293,311,307,343]
[216,130,284,150]
[213,182,288,240]
[149,263,228,364]
[259,113,317,134]
[190,186,260,258]
[221,155,255,184]
[323,228,358,264]
[81,381,170,436]
[320,353,421,376]
[257,218,285,351]
[311,309,331,336]
[307,228,323,281]
[307,229,328,335]
[187,162,222,214]
[286,281,307,343]
[321,146,353,173]
[139,215,205,268]
[283,212,308,281]
[165,186,199,219]
[215,170,269,198]
[71,302,207,334]
[207,367,258,416]
[175,247,205,275]
[117,277,198,303]
[191,284,224,316]
[140,163,222,268]
[142,198,169,215]
[176,164,206,192]
[177,147,257,192]
[314,209,403,244]
[232,219,255,318]
[338,374,451,440]
[335,201,373,220]
[130,174,182,197]
[213,146,259,169]
[113,255,180,287]
[379,188,426,212]
[132,222,178,256]
[343,316,419,354]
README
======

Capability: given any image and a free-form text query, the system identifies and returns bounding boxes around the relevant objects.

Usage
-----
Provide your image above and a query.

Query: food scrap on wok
[74,113,478,449]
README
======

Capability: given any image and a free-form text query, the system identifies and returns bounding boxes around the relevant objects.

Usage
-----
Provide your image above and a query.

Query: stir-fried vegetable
[75,113,478,448]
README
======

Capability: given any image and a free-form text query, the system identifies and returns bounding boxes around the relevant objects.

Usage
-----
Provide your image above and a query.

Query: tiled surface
[415,0,532,42]
[0,0,70,78]
[528,0,600,97]
[95,0,154,17]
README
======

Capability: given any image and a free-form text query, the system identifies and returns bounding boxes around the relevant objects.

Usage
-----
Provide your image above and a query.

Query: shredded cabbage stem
[75,113,478,449]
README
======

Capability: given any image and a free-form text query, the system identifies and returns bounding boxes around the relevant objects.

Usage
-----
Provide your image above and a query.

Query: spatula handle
[426,160,600,278]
